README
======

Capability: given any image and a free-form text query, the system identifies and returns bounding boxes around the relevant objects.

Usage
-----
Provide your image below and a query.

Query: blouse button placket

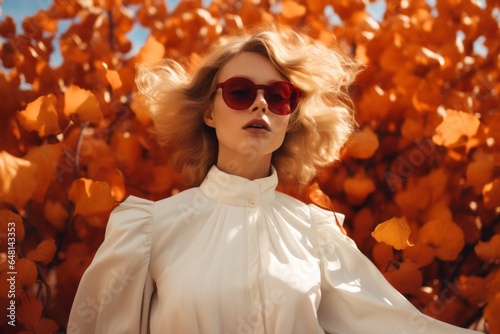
[246,198,265,333]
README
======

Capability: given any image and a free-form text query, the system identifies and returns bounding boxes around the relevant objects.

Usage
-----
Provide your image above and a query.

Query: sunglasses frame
[216,77,301,115]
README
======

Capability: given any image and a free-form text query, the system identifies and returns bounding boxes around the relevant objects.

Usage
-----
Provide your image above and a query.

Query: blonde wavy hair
[136,24,359,187]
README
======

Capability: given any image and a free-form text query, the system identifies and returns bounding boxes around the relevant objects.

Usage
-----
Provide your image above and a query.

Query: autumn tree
[0,0,499,332]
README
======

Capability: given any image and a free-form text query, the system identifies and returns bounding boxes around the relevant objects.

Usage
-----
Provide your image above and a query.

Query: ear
[204,107,215,128]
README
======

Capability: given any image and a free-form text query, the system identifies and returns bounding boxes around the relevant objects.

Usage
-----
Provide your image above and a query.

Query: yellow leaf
[372,217,413,250]
[68,178,115,217]
[0,151,37,209]
[432,109,480,147]
[64,85,102,124]
[17,94,61,137]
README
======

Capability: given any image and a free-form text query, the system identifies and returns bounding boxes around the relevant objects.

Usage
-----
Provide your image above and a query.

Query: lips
[243,119,271,131]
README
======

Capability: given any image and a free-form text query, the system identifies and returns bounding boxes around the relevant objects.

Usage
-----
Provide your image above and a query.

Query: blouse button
[248,200,257,208]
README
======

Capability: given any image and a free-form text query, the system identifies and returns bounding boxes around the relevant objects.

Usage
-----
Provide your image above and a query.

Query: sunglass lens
[223,78,255,110]
[266,82,296,115]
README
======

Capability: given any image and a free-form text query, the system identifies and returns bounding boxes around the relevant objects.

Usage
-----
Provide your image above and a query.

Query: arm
[310,205,479,334]
[67,196,155,334]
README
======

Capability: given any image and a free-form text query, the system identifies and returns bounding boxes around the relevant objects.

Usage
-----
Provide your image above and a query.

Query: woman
[68,25,478,333]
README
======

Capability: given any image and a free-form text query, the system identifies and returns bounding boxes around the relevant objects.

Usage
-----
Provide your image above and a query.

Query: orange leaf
[466,151,495,192]
[487,270,500,303]
[130,92,153,125]
[102,62,122,90]
[422,198,452,223]
[379,43,403,73]
[308,182,332,210]
[417,219,465,261]
[474,234,500,262]
[0,209,25,242]
[484,293,500,334]
[110,126,143,176]
[68,178,115,217]
[384,260,423,295]
[43,200,68,232]
[343,169,376,205]
[16,258,38,290]
[411,79,442,113]
[356,85,391,122]
[24,143,63,202]
[457,275,488,305]
[372,242,394,270]
[17,94,61,137]
[26,239,57,265]
[346,127,379,159]
[482,179,500,210]
[63,85,103,124]
[87,165,126,202]
[0,16,15,38]
[281,0,307,21]
[32,317,59,333]
[372,216,413,250]
[17,292,42,327]
[136,35,165,63]
[432,109,480,147]
[0,151,37,209]
[403,241,436,268]
[305,0,328,15]
[401,117,424,141]
[308,182,347,235]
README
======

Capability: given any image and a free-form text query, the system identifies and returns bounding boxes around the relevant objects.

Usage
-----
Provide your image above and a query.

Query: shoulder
[274,191,348,246]
[274,191,311,217]
[274,191,344,225]
[111,187,204,226]
[154,187,207,221]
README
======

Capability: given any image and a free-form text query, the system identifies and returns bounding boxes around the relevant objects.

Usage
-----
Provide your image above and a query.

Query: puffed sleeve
[310,205,478,334]
[67,196,155,334]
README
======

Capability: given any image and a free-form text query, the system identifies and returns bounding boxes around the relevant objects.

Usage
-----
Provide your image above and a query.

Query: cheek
[271,115,291,135]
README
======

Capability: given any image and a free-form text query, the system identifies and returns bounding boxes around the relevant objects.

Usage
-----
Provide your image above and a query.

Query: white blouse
[68,166,477,334]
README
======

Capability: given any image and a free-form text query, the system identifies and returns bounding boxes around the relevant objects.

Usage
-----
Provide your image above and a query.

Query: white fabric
[68,166,478,334]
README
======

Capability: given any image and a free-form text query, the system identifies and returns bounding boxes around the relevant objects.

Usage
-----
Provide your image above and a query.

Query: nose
[251,90,268,113]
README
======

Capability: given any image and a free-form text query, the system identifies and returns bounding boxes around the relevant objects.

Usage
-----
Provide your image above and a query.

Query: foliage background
[0,0,499,332]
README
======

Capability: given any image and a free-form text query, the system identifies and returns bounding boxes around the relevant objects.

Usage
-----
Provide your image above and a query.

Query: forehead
[218,52,285,83]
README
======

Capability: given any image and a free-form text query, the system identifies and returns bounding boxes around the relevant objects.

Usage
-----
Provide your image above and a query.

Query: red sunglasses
[216,77,301,115]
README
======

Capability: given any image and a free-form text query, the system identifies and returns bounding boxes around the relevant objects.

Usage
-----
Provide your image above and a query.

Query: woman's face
[205,52,291,171]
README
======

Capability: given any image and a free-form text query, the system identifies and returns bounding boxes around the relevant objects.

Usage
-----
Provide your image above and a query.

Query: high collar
[199,165,278,207]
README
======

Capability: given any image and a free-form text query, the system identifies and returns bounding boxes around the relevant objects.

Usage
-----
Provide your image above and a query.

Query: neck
[216,154,272,180]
